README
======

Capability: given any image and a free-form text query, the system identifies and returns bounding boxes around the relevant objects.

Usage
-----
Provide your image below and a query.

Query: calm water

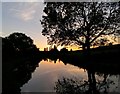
[21,59,120,93]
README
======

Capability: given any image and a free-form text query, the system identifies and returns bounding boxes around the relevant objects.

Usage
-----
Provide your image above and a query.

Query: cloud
[10,3,40,21]
[16,9,36,21]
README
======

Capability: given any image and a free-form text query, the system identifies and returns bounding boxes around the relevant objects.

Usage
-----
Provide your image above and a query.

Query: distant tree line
[49,45,68,52]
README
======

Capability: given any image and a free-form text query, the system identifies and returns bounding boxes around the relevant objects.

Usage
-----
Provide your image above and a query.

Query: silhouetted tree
[60,48,68,52]
[2,37,16,58]
[5,32,39,56]
[41,2,120,52]
[48,46,59,62]
[50,45,58,51]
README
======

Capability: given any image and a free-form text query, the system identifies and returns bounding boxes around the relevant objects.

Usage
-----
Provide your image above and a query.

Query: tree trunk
[84,41,90,62]
[86,40,90,55]
[85,37,98,93]
[82,44,86,51]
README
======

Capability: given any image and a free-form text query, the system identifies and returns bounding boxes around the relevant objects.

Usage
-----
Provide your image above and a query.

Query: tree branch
[75,37,85,45]
[90,25,107,44]
[90,6,115,44]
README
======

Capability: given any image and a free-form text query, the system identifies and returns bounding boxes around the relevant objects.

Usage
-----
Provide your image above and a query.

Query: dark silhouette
[40,4,120,94]
[54,73,116,94]
[50,45,59,53]
[2,57,42,94]
[2,37,16,58]
[40,3,120,93]
[2,32,42,94]
[54,52,120,94]
[2,32,40,61]
[41,2,120,52]
[60,48,68,53]
[48,45,59,62]
[59,45,120,74]
[6,32,34,51]
[55,44,120,94]
[6,32,39,56]
[2,34,120,94]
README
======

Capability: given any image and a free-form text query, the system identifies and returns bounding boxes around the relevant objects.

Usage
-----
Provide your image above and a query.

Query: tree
[6,32,38,54]
[2,37,16,58]
[60,48,68,52]
[50,45,59,54]
[41,2,120,52]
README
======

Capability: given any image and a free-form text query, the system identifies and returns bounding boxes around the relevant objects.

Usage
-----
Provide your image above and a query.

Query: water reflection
[55,74,120,94]
[56,57,120,94]
[2,58,42,94]
[21,59,87,92]
[2,57,120,94]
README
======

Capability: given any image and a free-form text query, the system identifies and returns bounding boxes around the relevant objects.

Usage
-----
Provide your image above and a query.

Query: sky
[1,1,48,50]
[1,0,119,51]
[1,1,80,51]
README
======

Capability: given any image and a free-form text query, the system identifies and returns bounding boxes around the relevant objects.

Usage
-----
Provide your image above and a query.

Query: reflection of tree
[2,58,41,94]
[97,74,117,93]
[117,75,120,92]
[87,70,98,94]
[54,72,116,94]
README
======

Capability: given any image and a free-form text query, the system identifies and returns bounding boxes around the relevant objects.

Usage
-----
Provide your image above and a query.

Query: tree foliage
[60,48,68,52]
[2,32,39,58]
[2,37,16,57]
[6,32,36,52]
[41,2,120,50]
